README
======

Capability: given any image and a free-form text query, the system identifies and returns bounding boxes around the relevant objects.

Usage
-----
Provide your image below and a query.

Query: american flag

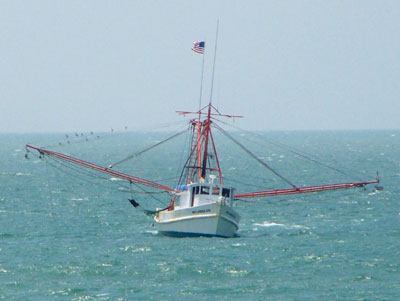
[192,41,205,54]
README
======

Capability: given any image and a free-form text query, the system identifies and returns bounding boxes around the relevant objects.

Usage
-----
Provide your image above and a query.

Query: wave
[15,172,31,176]
[253,221,309,230]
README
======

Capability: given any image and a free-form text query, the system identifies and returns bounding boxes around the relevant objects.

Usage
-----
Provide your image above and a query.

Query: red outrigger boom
[26,111,379,200]
[25,144,177,193]
[26,102,380,200]
[234,179,379,199]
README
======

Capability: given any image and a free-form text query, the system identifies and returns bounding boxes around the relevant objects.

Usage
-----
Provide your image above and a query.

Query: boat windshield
[191,185,231,198]
[212,187,220,195]
[200,186,210,195]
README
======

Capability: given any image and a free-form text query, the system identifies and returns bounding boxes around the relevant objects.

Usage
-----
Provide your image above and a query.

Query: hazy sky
[1,1,399,132]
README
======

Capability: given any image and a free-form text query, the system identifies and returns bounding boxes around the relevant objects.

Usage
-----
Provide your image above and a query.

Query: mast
[197,51,205,181]
[200,20,219,180]
[200,104,212,179]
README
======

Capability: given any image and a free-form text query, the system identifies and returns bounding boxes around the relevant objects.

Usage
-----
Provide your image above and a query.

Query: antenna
[209,19,219,105]
[198,45,206,112]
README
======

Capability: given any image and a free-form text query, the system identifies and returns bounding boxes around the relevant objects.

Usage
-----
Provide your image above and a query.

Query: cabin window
[200,186,210,195]
[212,187,220,195]
[222,188,230,197]
[194,186,200,195]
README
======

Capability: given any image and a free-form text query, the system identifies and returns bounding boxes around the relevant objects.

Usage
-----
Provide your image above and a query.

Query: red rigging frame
[26,103,379,199]
[25,144,177,193]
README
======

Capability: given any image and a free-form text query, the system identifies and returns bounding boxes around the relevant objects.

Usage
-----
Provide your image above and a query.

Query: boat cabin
[174,183,235,209]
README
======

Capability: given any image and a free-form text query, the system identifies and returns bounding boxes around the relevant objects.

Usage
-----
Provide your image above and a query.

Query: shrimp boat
[25,34,380,238]
[154,105,242,238]
[25,99,379,238]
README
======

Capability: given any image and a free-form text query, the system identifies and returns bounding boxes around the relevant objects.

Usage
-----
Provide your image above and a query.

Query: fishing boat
[154,107,242,238]
[25,30,380,238]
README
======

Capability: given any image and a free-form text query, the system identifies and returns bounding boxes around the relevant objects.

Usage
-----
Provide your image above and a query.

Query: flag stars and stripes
[192,41,205,54]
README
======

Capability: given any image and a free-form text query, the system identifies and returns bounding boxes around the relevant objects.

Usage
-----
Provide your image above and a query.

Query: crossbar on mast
[176,110,243,119]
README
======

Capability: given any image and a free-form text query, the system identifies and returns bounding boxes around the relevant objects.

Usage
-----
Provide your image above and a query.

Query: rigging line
[116,190,167,195]
[237,185,367,204]
[129,118,191,133]
[40,153,164,195]
[42,153,166,194]
[130,181,166,205]
[109,128,187,169]
[198,43,206,111]
[213,123,297,189]
[175,140,196,187]
[130,181,134,200]
[214,117,361,180]
[152,176,180,183]
[45,155,132,192]
[222,176,272,190]
[32,119,189,151]
[209,19,219,104]
[45,154,131,189]
[42,155,130,193]
[213,118,362,181]
[45,155,167,194]
[224,167,289,184]
[37,131,120,150]
[54,156,169,193]
[176,126,190,180]
[175,123,205,187]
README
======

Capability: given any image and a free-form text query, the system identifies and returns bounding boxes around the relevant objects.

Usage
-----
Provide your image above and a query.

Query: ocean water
[1,131,399,300]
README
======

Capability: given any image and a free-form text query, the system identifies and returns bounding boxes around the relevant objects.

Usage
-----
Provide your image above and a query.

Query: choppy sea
[1,130,399,300]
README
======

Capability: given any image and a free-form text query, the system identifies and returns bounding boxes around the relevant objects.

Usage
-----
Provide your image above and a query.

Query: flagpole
[198,47,205,113]
[209,19,219,105]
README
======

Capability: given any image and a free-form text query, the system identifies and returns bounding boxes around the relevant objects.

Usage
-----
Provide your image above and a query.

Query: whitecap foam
[120,246,152,252]
[227,268,247,275]
[253,221,309,229]
[70,197,88,201]
[15,172,31,176]
[253,222,285,227]
[232,243,246,247]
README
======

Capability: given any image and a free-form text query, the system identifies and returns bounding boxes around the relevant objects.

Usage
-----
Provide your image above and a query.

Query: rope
[213,123,297,189]
[43,155,129,193]
[26,118,191,152]
[222,176,271,190]
[213,118,362,181]
[42,154,166,195]
[109,128,187,169]
[130,181,166,206]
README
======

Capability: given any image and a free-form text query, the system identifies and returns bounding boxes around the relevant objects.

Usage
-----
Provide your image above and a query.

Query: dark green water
[1,131,399,300]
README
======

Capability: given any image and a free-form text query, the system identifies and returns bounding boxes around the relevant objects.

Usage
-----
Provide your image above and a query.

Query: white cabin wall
[175,192,190,209]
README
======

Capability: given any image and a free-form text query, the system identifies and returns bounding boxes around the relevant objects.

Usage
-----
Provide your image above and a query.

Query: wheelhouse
[173,183,235,209]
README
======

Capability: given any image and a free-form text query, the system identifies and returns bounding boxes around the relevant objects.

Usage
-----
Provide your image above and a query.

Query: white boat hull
[154,203,240,238]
